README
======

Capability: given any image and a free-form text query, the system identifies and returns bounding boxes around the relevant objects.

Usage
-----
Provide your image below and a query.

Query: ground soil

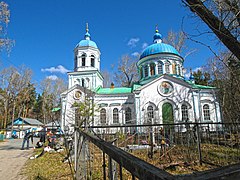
[0,138,37,180]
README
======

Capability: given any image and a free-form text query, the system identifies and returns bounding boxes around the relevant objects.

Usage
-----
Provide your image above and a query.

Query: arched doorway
[162,102,174,136]
[162,102,174,124]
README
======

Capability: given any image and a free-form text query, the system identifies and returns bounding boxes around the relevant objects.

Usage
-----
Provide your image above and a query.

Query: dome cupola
[189,69,195,84]
[153,29,162,43]
[140,26,180,59]
[137,26,184,84]
[76,23,98,48]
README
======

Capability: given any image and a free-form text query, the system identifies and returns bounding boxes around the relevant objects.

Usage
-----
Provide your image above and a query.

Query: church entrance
[162,102,174,138]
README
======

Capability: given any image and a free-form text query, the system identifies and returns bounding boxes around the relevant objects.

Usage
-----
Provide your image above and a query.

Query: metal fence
[74,122,240,179]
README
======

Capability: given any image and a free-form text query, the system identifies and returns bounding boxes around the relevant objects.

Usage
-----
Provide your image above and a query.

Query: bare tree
[0,66,33,132]
[182,0,240,122]
[16,83,36,118]
[202,51,240,123]
[114,54,138,87]
[102,70,113,88]
[182,0,240,61]
[163,30,187,53]
[39,77,67,124]
[0,2,14,53]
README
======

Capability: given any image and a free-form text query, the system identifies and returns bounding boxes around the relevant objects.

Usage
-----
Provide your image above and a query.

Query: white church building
[60,25,222,133]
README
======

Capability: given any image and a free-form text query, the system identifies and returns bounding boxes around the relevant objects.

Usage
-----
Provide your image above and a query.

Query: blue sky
[1,0,223,85]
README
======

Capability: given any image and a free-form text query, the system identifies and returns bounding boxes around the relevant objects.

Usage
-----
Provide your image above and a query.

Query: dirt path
[0,138,37,180]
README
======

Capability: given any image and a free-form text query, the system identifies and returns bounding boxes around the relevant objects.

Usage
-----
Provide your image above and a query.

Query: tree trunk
[184,0,240,61]
[3,99,9,129]
[11,99,16,136]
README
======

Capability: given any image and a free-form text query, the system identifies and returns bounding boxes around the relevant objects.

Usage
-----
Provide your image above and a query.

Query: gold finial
[86,23,89,32]
[155,24,159,33]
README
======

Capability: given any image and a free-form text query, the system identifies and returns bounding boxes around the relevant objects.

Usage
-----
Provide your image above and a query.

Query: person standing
[21,130,34,150]
[39,126,46,143]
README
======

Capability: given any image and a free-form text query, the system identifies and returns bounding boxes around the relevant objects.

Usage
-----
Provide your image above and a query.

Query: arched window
[144,65,148,77]
[76,79,80,85]
[172,63,177,74]
[82,79,85,87]
[113,108,119,124]
[147,106,154,123]
[86,78,90,88]
[158,62,163,74]
[140,67,143,79]
[178,65,181,76]
[82,54,86,66]
[203,104,210,121]
[125,107,132,124]
[150,63,155,75]
[90,55,95,67]
[100,108,106,124]
[181,104,189,122]
[165,62,170,74]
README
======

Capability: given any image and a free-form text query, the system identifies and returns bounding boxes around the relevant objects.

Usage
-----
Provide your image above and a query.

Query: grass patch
[21,148,74,180]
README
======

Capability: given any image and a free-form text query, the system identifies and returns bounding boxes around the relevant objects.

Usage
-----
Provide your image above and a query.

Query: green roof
[167,74,216,89]
[96,87,132,94]
[52,107,61,112]
[139,74,161,85]
[186,81,216,89]
[132,83,142,91]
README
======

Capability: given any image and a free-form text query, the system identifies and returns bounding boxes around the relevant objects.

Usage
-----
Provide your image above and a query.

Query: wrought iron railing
[74,122,240,179]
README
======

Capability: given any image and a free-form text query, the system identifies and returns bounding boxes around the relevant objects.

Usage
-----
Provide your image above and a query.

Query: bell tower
[68,23,103,90]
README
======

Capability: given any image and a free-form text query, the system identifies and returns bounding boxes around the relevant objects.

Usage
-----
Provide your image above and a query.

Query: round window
[74,91,82,99]
[158,81,174,96]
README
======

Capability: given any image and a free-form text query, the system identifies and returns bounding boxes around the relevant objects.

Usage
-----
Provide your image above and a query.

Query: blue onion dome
[189,74,194,80]
[189,69,195,81]
[140,29,180,59]
[76,23,98,48]
[153,32,162,40]
[153,29,162,42]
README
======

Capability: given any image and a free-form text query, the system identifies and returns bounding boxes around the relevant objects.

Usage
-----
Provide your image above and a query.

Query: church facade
[60,26,222,133]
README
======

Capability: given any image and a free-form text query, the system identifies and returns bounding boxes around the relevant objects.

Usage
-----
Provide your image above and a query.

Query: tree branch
[183,0,240,61]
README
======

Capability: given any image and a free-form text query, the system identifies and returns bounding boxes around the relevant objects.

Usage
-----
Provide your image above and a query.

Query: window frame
[158,62,163,74]
[144,65,148,77]
[100,108,107,124]
[82,54,86,66]
[147,105,154,123]
[203,104,211,121]
[165,62,170,74]
[181,104,189,122]
[82,79,85,87]
[90,55,95,67]
[150,63,155,75]
[113,108,119,124]
[125,107,132,124]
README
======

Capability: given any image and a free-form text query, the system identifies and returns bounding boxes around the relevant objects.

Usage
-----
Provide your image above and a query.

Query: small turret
[189,68,195,84]
[153,25,162,43]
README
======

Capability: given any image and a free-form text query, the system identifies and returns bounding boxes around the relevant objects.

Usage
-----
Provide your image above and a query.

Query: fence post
[196,122,203,165]
[108,157,113,180]
[108,139,118,179]
[119,164,123,180]
[74,127,78,172]
[102,152,107,180]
